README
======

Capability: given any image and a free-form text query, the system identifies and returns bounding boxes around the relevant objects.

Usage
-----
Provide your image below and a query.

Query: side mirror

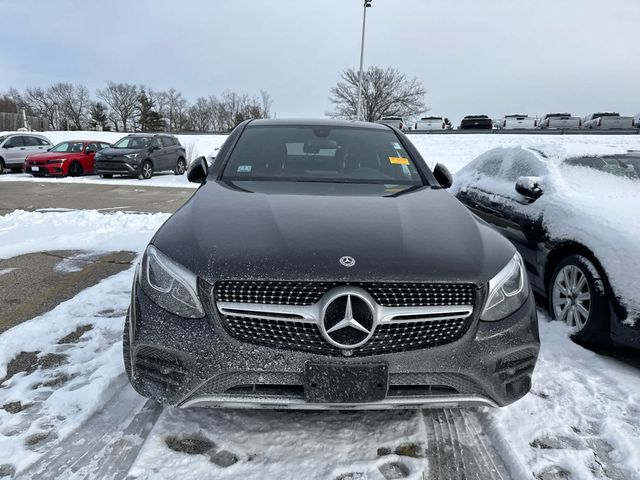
[187,156,208,183]
[433,163,453,189]
[515,176,544,200]
[46,147,52,151]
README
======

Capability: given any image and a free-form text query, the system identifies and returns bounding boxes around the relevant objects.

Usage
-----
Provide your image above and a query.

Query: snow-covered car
[453,146,640,349]
[499,114,537,130]
[414,116,445,130]
[582,112,635,129]
[537,113,582,130]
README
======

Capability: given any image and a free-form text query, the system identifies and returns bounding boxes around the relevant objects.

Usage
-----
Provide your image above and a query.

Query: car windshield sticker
[392,142,402,150]
[237,165,252,173]
[389,156,409,165]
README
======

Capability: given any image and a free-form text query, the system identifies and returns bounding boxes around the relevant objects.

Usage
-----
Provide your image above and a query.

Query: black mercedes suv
[124,119,539,409]
[94,133,186,180]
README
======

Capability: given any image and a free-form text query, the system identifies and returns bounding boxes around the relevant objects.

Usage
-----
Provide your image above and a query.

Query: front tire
[174,157,186,175]
[123,312,133,382]
[138,161,153,180]
[68,161,83,177]
[548,255,611,347]
[0,159,4,174]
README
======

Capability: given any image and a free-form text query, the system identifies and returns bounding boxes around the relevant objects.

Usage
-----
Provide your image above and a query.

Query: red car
[24,140,112,177]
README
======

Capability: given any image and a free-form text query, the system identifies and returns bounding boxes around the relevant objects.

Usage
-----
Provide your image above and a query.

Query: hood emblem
[339,256,356,268]
[320,291,375,349]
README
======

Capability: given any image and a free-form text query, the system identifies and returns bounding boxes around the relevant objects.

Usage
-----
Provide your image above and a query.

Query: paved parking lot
[0,181,194,215]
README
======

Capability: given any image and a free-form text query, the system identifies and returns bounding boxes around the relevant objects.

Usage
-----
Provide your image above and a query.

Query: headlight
[139,245,205,318]
[47,158,67,164]
[125,153,139,159]
[481,253,529,321]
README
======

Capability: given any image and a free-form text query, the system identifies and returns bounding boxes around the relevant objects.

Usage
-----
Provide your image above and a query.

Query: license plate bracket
[31,166,40,172]
[304,363,388,403]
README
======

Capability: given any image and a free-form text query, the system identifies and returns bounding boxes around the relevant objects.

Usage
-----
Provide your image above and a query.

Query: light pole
[356,0,372,121]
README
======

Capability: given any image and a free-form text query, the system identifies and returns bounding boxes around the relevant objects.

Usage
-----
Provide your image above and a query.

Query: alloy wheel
[176,159,186,175]
[142,162,153,179]
[552,265,591,331]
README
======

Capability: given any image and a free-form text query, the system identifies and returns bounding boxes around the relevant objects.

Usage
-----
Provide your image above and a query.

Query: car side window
[100,143,110,150]
[23,136,41,147]
[85,143,99,153]
[151,137,162,149]
[478,157,502,177]
[37,137,51,146]
[160,137,174,148]
[4,136,23,147]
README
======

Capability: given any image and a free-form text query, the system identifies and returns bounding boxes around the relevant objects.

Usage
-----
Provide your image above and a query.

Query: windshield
[113,136,151,149]
[563,156,640,181]
[51,142,85,153]
[222,125,423,185]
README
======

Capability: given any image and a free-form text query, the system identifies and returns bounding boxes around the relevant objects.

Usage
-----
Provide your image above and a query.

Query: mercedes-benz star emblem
[321,292,375,349]
[339,256,356,267]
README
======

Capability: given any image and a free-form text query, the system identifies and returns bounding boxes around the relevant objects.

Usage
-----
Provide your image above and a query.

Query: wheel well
[544,241,609,296]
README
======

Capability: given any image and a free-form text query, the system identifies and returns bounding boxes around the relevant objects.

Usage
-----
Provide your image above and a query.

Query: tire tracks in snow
[420,408,528,480]
[16,375,162,480]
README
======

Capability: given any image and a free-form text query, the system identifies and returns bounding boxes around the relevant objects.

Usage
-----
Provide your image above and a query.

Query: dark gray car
[124,119,539,410]
[94,133,187,180]
[0,133,52,173]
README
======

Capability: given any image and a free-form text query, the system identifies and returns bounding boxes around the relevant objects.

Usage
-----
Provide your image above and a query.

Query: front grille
[223,314,471,356]
[215,281,475,307]
[215,281,478,356]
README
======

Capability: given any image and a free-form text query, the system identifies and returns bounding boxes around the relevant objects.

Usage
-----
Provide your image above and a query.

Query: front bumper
[25,163,66,176]
[127,279,540,409]
[95,160,138,175]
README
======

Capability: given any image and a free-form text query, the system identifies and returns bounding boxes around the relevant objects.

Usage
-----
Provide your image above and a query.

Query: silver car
[0,133,53,174]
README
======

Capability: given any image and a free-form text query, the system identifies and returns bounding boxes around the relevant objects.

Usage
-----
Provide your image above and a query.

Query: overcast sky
[1,0,638,124]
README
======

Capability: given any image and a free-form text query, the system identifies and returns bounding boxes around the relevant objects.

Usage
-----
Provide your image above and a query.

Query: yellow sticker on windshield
[389,156,409,165]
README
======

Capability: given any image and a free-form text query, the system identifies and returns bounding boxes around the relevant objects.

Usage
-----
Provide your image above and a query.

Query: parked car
[24,140,111,177]
[414,116,445,130]
[124,118,539,410]
[375,116,408,130]
[453,146,640,350]
[459,115,493,130]
[538,113,582,129]
[0,133,52,174]
[500,114,538,130]
[582,112,635,129]
[94,133,186,180]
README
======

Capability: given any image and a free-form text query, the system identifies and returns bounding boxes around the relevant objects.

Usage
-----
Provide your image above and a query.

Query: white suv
[0,133,52,173]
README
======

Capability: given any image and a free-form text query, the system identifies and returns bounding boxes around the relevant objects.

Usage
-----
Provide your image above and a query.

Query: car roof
[126,132,175,137]
[248,118,389,129]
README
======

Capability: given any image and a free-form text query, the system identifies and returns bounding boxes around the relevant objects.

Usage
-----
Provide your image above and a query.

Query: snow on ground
[0,209,639,479]
[1,131,640,188]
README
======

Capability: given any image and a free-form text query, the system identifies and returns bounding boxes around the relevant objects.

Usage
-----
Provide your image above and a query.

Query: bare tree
[49,83,90,130]
[24,87,59,129]
[165,88,188,131]
[97,82,139,131]
[189,97,214,132]
[329,66,427,122]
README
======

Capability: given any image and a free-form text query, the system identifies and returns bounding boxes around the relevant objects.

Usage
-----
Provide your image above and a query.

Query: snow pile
[490,315,640,479]
[0,209,169,260]
[0,269,136,473]
[453,145,640,320]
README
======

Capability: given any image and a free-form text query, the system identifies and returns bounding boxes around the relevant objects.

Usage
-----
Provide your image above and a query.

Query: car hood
[152,181,515,285]
[27,152,82,161]
[97,147,141,157]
